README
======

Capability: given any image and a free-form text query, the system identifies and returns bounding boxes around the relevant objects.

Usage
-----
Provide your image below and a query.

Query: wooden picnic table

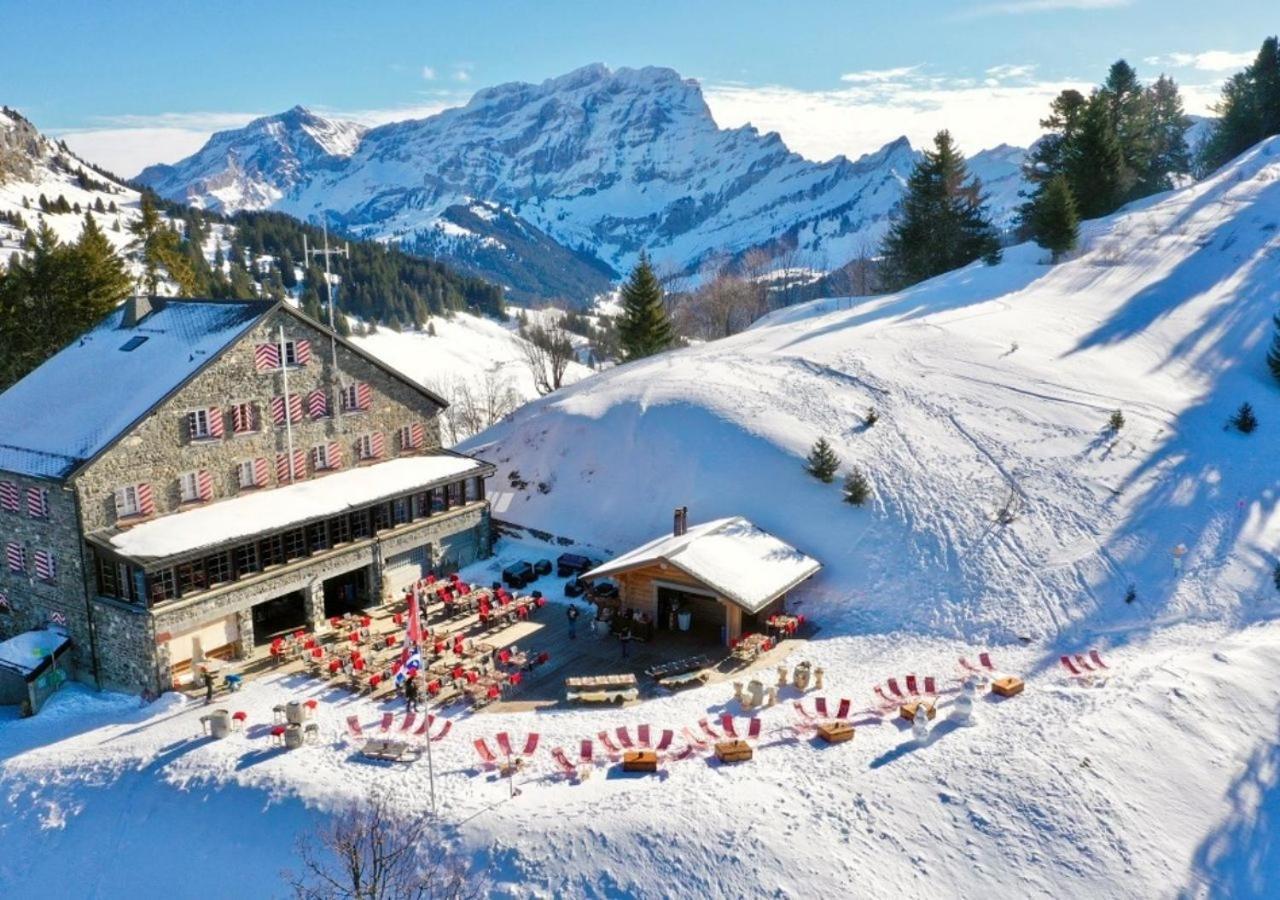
[732,634,771,662]
[565,673,638,691]
[361,739,411,762]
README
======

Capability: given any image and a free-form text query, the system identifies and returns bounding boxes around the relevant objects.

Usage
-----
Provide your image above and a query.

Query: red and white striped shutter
[137,482,155,516]
[255,342,281,371]
[34,549,55,582]
[270,395,286,426]
[208,407,224,438]
[410,422,424,449]
[371,432,385,459]
[276,452,292,482]
[229,404,244,433]
[253,457,269,487]
[276,451,305,482]
[356,382,372,411]
[328,441,343,470]
[25,487,48,518]
[296,339,311,365]
[5,542,24,573]
[0,481,18,512]
[0,590,8,611]
[197,469,214,502]
[288,393,303,423]
[308,389,328,420]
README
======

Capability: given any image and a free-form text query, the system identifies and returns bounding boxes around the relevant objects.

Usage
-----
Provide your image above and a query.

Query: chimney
[672,505,689,537]
[673,507,682,537]
[121,295,164,328]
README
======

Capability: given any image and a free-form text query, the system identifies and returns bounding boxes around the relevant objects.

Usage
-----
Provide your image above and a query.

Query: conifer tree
[879,130,1001,291]
[1064,96,1125,219]
[1231,402,1258,434]
[1108,409,1126,432]
[617,254,675,361]
[1145,76,1192,193]
[1029,175,1080,262]
[128,193,195,297]
[805,438,840,483]
[842,467,872,505]
[1200,36,1280,173]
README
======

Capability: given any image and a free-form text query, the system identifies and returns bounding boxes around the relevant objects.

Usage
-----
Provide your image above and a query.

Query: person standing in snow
[404,676,420,715]
[202,667,214,705]
[566,604,580,639]
[620,625,633,659]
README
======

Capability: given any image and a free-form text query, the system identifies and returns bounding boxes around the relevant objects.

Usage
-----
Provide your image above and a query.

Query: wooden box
[991,676,1024,697]
[899,700,936,722]
[622,750,658,772]
[816,721,855,744]
[714,740,753,763]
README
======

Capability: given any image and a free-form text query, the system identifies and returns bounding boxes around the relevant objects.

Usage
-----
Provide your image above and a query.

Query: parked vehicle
[556,553,594,578]
[590,581,619,602]
[502,561,535,588]
[533,559,553,577]
[564,577,586,598]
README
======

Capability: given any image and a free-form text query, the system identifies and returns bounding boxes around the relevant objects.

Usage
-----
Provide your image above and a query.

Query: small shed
[0,627,73,715]
[583,512,821,645]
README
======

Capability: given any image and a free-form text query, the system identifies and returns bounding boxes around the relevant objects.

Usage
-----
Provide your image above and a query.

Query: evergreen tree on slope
[1029,175,1080,262]
[1200,36,1280,173]
[128,193,195,297]
[617,253,675,361]
[879,130,1001,291]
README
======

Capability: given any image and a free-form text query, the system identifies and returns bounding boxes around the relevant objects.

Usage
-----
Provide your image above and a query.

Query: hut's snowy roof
[0,299,274,479]
[106,454,486,561]
[583,516,821,614]
[0,627,70,679]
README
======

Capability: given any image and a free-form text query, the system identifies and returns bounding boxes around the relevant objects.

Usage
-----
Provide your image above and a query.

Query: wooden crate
[622,750,658,772]
[991,676,1025,697]
[816,721,855,744]
[899,700,936,722]
[714,739,753,763]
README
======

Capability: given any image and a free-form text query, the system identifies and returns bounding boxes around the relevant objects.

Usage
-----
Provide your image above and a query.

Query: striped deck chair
[683,727,709,750]
[905,674,920,696]
[1089,649,1109,669]
[637,724,652,748]
[698,718,721,742]
[835,698,852,720]
[551,747,577,779]
[521,733,540,757]
[616,726,634,749]
[496,732,514,758]
[474,738,498,768]
[655,729,674,752]
[597,731,622,757]
[719,714,739,739]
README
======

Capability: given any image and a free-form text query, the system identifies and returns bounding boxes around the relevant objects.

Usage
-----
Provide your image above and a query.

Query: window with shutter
[312,444,331,471]
[254,342,281,371]
[186,409,211,441]
[355,434,373,460]
[5,542,24,574]
[237,460,257,489]
[25,487,49,518]
[0,481,20,512]
[179,471,201,503]
[33,549,56,583]
[115,485,141,517]
[307,389,329,420]
[339,383,359,413]
[230,402,258,434]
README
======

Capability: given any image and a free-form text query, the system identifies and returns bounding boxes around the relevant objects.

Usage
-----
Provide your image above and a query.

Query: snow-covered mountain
[137,106,364,213]
[463,136,1280,642]
[139,65,1028,301]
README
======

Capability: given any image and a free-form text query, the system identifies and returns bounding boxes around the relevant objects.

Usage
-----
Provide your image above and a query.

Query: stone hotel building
[0,297,493,693]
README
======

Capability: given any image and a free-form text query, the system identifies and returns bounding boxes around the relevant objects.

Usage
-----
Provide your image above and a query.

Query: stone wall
[74,307,447,534]
[91,597,157,693]
[0,473,92,677]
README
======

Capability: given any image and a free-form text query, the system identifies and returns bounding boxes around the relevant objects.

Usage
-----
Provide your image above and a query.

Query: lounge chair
[400,712,417,733]
[1060,656,1084,677]
[887,678,906,700]
[496,732,514,758]
[616,726,634,749]
[636,724,651,748]
[683,727,709,750]
[814,697,830,718]
[746,718,762,740]
[923,677,937,697]
[699,718,721,741]
[551,747,577,779]
[1089,649,1109,669]
[905,674,920,696]
[521,733,540,757]
[873,686,897,710]
[346,715,363,739]
[378,712,393,733]
[597,731,622,757]
[835,698,852,720]
[579,739,595,766]
[413,714,433,738]
[719,714,739,739]
[655,729,674,752]
[979,652,996,671]
[1075,654,1096,672]
[667,744,697,762]
[430,720,452,742]
[474,738,498,768]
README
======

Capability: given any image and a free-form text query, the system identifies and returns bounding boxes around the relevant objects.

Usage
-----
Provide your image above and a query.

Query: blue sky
[1,0,1271,174]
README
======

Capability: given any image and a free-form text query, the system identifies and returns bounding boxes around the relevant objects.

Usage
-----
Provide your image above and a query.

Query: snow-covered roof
[583,517,821,614]
[0,627,70,679]
[0,299,274,479]
[106,454,486,561]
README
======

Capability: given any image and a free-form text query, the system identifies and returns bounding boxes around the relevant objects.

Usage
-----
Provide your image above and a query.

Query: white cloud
[985,63,1037,81]
[59,127,220,177]
[454,69,471,83]
[421,65,437,81]
[1143,50,1255,72]
[840,65,920,84]
[963,0,1130,15]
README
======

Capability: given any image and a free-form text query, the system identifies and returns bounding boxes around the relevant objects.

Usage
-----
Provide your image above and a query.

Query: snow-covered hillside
[464,137,1280,643]
[138,65,1028,300]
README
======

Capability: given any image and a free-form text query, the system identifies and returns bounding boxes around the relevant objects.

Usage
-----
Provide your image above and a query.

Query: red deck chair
[551,747,577,779]
[1089,649,1109,669]
[887,678,907,700]
[346,715,363,738]
[668,745,697,762]
[746,718,762,740]
[683,727,708,750]
[580,739,595,765]
[400,712,417,733]
[378,712,394,733]
[905,674,920,696]
[616,726,634,749]
[814,697,830,718]
[474,738,498,768]
[835,698,852,720]
[979,652,996,671]
[1075,654,1096,672]
[1060,655,1084,677]
[923,677,937,697]
[431,720,452,742]
[598,731,621,756]
[413,714,433,738]
[874,685,897,709]
[637,724,651,748]
[793,700,815,722]
[655,729,674,752]
[698,718,721,742]
[496,732,514,758]
[521,733,540,757]
[719,714,739,739]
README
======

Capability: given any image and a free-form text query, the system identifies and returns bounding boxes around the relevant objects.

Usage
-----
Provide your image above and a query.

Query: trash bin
[284,723,304,750]
[210,708,232,739]
[286,700,306,725]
